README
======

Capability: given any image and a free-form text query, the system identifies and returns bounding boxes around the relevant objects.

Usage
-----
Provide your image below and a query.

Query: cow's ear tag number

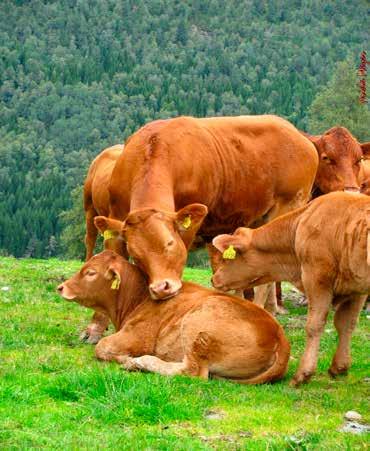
[103,229,117,241]
[182,216,192,229]
[111,274,121,290]
[223,245,236,260]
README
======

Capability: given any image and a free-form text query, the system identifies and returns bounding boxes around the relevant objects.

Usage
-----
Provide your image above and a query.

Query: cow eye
[321,155,332,163]
[356,157,364,165]
[85,269,97,277]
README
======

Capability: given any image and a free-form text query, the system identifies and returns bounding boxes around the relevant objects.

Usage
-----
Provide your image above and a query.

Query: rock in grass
[204,409,225,420]
[344,411,362,422]
[340,421,370,434]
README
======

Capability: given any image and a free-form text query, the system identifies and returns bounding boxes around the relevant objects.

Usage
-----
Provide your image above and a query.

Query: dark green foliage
[307,59,370,141]
[0,0,368,257]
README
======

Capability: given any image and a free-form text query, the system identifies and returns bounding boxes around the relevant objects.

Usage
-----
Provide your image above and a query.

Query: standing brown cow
[96,115,318,307]
[84,144,124,261]
[211,192,370,386]
[275,128,370,310]
[360,158,370,196]
[304,127,370,195]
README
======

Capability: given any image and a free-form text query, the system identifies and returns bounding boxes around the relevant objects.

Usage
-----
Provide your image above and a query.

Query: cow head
[211,228,272,291]
[57,251,125,309]
[305,128,370,194]
[95,203,208,300]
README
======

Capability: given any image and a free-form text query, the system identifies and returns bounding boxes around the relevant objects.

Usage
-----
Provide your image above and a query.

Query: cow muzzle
[57,283,76,300]
[344,186,360,193]
[149,279,182,300]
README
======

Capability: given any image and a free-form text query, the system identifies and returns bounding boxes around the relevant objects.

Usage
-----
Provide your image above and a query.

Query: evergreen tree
[307,58,370,141]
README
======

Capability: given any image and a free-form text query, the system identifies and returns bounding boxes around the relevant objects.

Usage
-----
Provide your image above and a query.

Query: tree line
[0,0,368,258]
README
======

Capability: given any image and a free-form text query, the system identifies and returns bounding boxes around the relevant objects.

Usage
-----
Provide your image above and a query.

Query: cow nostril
[163,280,170,291]
[57,284,63,293]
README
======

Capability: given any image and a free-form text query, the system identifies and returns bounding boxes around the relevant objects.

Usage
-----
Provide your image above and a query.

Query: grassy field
[0,256,369,450]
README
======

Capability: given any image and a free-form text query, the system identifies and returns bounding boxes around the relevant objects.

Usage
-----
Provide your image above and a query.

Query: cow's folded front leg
[125,355,209,379]
[95,330,144,364]
[80,311,110,344]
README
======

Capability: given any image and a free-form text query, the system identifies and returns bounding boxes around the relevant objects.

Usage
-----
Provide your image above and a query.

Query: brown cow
[57,251,290,384]
[360,158,370,196]
[304,127,370,195]
[84,144,124,261]
[211,192,370,386]
[97,115,318,306]
[275,129,370,310]
[82,144,123,343]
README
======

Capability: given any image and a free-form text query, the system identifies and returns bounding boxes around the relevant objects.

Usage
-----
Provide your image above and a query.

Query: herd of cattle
[57,114,370,386]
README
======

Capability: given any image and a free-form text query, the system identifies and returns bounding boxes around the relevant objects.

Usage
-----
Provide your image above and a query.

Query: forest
[0,0,369,258]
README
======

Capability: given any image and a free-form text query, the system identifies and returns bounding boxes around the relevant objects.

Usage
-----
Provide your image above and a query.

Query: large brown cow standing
[97,115,318,305]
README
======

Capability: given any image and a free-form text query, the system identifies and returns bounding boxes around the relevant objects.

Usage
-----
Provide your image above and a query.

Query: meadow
[0,256,369,449]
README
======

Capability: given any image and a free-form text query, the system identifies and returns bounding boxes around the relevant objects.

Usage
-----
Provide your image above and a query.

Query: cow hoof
[298,296,308,306]
[121,357,141,372]
[290,371,312,387]
[328,365,348,378]
[79,330,102,344]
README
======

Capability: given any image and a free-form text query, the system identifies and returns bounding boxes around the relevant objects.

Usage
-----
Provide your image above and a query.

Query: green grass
[0,257,369,450]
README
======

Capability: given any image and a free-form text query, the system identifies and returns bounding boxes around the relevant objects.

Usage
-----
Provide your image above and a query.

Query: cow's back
[85,144,123,216]
[295,192,370,293]
[109,116,318,231]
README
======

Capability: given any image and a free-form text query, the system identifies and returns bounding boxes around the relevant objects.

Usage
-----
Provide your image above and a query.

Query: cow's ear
[95,216,124,241]
[212,228,253,256]
[361,142,370,159]
[175,203,208,248]
[104,260,122,290]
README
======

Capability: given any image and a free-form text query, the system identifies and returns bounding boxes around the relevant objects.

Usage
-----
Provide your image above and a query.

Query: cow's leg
[122,330,213,379]
[95,329,145,365]
[291,278,332,386]
[123,355,209,379]
[85,208,98,261]
[275,282,288,314]
[80,311,110,344]
[254,283,277,314]
[329,294,366,377]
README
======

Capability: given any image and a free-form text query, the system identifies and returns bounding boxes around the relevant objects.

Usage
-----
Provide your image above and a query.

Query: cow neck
[130,161,175,211]
[252,207,305,280]
[113,262,150,330]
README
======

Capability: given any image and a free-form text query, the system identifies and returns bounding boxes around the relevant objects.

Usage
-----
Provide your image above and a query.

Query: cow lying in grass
[211,192,370,386]
[57,251,290,384]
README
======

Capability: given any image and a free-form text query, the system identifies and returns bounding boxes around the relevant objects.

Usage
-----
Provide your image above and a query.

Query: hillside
[0,0,368,257]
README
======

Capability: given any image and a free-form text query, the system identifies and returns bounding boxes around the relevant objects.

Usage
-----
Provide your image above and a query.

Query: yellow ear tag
[223,245,236,260]
[182,216,192,229]
[111,274,121,290]
[103,229,117,241]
